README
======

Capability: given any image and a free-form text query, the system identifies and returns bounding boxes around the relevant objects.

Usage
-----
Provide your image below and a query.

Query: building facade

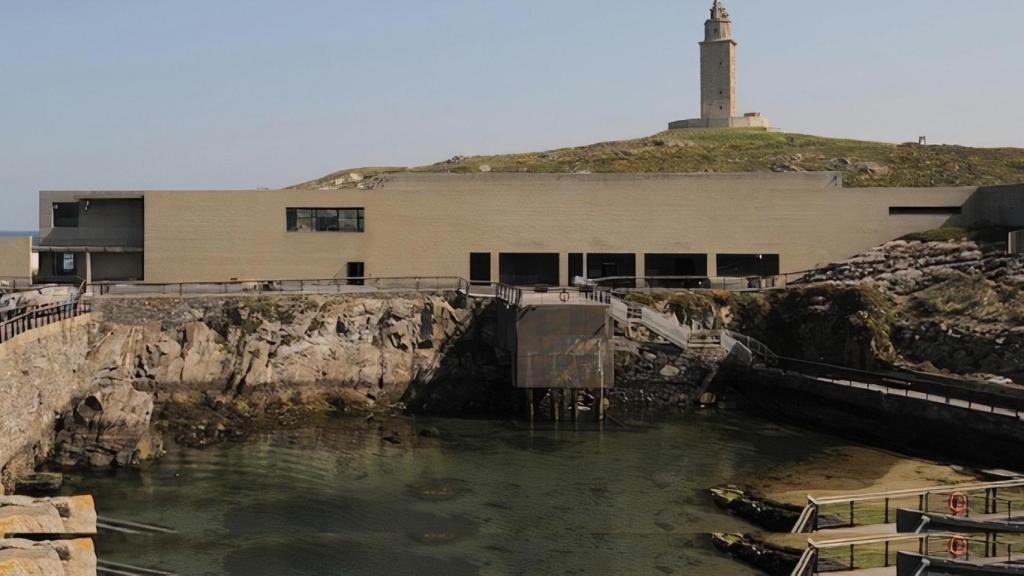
[16,172,1023,287]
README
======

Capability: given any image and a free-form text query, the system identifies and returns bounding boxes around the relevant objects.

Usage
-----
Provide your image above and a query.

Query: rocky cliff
[0,291,733,484]
[802,236,1024,381]
[1,293,515,488]
[632,233,1024,383]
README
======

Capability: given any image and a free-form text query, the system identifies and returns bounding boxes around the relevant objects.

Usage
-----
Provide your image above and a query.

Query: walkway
[806,374,1024,419]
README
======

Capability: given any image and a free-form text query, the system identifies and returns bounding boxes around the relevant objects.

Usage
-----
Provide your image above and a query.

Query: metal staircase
[589,289,692,350]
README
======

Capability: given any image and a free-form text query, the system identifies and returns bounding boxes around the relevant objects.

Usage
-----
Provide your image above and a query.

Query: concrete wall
[0,237,32,283]
[732,366,1024,469]
[0,315,95,489]
[39,193,143,248]
[957,185,1024,228]
[91,253,143,282]
[137,172,985,284]
[512,305,614,389]
[1010,230,1024,254]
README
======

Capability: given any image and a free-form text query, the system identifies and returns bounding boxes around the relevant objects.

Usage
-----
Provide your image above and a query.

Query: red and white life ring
[948,492,969,516]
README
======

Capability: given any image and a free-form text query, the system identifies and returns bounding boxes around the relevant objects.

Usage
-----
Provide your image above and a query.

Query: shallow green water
[63,409,847,576]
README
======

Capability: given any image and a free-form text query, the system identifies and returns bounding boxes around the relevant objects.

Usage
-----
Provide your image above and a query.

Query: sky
[2,0,1023,229]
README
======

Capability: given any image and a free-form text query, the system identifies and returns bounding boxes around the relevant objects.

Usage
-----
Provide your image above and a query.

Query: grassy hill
[293,129,1024,189]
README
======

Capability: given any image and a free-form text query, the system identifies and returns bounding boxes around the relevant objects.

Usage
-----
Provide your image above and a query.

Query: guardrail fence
[91,276,471,297]
[0,300,92,344]
[793,479,1024,534]
[793,533,1020,576]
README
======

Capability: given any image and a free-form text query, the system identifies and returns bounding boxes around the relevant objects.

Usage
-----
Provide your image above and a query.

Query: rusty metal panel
[514,305,613,389]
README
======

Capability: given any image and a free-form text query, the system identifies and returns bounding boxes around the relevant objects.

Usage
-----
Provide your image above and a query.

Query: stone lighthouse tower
[701,0,736,120]
[669,0,773,130]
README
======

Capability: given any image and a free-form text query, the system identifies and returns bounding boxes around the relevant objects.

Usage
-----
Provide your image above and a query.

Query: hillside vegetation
[294,129,1024,190]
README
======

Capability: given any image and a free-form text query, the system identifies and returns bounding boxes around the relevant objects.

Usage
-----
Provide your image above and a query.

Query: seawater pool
[62,409,851,575]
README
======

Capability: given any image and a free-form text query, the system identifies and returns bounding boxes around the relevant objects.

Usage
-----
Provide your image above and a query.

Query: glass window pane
[286,208,297,231]
[53,202,79,227]
[337,209,365,232]
[295,209,314,232]
[317,209,339,231]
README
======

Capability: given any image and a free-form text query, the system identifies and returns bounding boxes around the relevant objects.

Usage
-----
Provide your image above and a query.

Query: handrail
[792,504,818,534]
[91,276,473,297]
[793,532,1019,576]
[794,478,1024,533]
[494,283,523,308]
[777,357,1024,416]
[808,532,960,549]
[0,299,92,344]
[589,275,787,292]
[722,330,779,366]
[810,479,1024,506]
[791,547,817,576]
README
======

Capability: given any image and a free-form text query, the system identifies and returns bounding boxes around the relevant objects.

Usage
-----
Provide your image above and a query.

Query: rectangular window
[53,202,80,227]
[346,262,365,286]
[287,208,364,232]
[568,253,584,284]
[645,254,709,288]
[586,253,636,288]
[469,253,491,285]
[888,206,962,215]
[716,254,780,278]
[499,253,560,287]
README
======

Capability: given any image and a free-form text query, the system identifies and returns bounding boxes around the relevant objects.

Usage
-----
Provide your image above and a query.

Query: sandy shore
[747,445,978,507]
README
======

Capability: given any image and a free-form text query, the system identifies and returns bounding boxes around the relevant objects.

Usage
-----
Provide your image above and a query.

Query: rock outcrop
[801,237,1024,380]
[89,294,492,411]
[629,235,1024,382]
[53,385,160,469]
[0,538,96,576]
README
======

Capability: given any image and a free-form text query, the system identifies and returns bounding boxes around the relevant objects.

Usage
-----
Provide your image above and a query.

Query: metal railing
[793,479,1024,534]
[91,276,472,297]
[721,330,779,366]
[0,299,92,344]
[494,283,523,307]
[639,306,692,348]
[777,357,1024,419]
[792,532,1021,576]
[587,272,813,292]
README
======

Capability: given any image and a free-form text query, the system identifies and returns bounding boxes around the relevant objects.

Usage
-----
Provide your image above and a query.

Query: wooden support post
[553,389,561,423]
[595,387,605,423]
[572,389,579,423]
[526,389,534,422]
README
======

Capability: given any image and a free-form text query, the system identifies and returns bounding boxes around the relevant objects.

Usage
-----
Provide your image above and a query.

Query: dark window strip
[889,206,962,215]
[286,208,364,232]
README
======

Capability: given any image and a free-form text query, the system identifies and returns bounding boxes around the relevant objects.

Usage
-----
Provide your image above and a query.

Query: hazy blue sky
[2,0,1023,229]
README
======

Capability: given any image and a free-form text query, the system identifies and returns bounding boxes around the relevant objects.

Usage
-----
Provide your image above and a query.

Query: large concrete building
[2,173,1020,287]
[0,0,1020,288]
[670,0,773,130]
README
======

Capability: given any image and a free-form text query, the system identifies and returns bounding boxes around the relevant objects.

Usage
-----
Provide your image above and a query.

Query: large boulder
[53,385,160,469]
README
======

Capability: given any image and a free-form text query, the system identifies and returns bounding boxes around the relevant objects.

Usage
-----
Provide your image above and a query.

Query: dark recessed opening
[587,253,636,288]
[568,253,584,285]
[716,254,780,278]
[888,206,963,216]
[469,253,491,285]
[346,262,365,286]
[645,254,709,288]
[53,202,79,228]
[499,253,559,287]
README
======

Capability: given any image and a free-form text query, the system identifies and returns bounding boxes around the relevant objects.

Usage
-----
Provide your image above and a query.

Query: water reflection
[62,411,846,575]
